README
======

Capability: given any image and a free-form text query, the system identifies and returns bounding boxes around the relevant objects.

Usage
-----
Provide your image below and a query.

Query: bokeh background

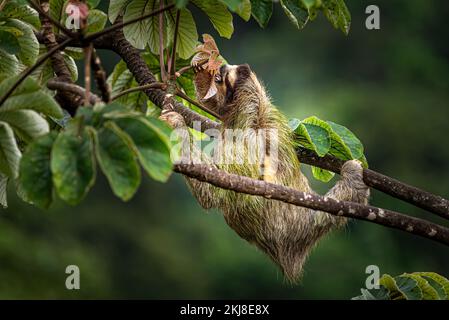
[1,0,448,299]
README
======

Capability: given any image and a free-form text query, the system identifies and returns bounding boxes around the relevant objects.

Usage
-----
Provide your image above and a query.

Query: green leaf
[414,272,449,300]
[294,117,331,157]
[92,122,141,201]
[86,9,108,34]
[19,132,57,209]
[321,0,351,35]
[394,275,422,300]
[192,0,234,39]
[0,50,20,75]
[0,76,64,118]
[4,19,39,66]
[327,121,363,160]
[280,0,309,29]
[109,0,132,23]
[250,0,273,28]
[379,274,403,299]
[1,2,41,29]
[49,0,67,34]
[0,173,8,208]
[114,116,172,182]
[51,123,96,205]
[123,0,162,50]
[175,0,189,9]
[288,118,301,131]
[311,166,334,182]
[0,110,49,143]
[234,0,252,21]
[166,8,198,59]
[0,29,21,55]
[401,273,439,300]
[0,121,21,178]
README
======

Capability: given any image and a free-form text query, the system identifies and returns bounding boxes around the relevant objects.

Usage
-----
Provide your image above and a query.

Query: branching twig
[175,59,208,78]
[47,79,101,105]
[168,10,181,77]
[112,83,167,101]
[175,89,220,119]
[158,0,167,81]
[174,163,449,247]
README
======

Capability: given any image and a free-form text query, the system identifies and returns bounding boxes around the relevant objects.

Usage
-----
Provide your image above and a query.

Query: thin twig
[84,43,93,106]
[168,10,181,77]
[175,59,208,77]
[175,163,449,247]
[83,4,175,43]
[0,38,73,107]
[112,83,167,101]
[175,89,221,119]
[158,0,167,81]
[91,50,111,103]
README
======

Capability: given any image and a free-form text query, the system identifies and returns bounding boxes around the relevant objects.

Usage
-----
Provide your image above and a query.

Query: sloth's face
[195,64,253,117]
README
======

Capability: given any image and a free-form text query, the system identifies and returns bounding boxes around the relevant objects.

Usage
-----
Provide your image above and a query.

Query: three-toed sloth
[160,63,370,282]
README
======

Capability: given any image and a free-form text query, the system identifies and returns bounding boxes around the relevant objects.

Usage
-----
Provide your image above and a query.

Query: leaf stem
[111,83,167,101]
[175,89,221,119]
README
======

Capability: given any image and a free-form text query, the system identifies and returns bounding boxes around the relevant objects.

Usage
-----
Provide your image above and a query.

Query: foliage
[352,272,449,300]
[289,116,367,182]
[19,103,172,209]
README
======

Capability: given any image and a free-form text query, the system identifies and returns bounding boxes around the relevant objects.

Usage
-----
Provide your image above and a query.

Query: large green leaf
[108,0,132,23]
[192,0,234,39]
[123,0,164,51]
[250,0,273,28]
[86,9,108,34]
[114,116,172,182]
[293,117,331,157]
[92,122,141,201]
[311,166,334,182]
[413,272,449,300]
[0,121,21,178]
[233,0,252,21]
[321,0,351,35]
[166,8,198,59]
[0,29,21,55]
[393,275,422,300]
[0,110,49,143]
[49,0,67,34]
[4,19,39,66]
[51,123,96,205]
[19,132,57,209]
[0,49,20,75]
[327,121,363,160]
[0,2,41,29]
[280,0,309,29]
[0,77,63,118]
[402,273,439,300]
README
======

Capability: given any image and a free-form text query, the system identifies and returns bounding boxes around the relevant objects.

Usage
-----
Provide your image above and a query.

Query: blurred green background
[1,0,448,299]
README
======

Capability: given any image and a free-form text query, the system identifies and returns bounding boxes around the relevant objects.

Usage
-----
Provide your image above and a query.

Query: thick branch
[174,163,449,247]
[109,27,219,130]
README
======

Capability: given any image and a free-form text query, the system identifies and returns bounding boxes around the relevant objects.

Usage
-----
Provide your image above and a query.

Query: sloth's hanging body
[160,63,370,282]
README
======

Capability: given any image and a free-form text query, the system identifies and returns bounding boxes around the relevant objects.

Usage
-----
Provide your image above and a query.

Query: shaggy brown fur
[160,64,369,282]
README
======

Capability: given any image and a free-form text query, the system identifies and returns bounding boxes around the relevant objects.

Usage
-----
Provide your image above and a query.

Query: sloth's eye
[214,74,223,83]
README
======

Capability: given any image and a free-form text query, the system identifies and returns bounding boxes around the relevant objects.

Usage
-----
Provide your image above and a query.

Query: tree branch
[112,82,167,101]
[297,148,449,220]
[174,163,449,247]
[47,79,101,105]
[91,50,111,103]
[34,20,449,221]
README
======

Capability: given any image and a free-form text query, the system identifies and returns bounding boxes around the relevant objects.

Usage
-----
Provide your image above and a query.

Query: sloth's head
[194,64,267,121]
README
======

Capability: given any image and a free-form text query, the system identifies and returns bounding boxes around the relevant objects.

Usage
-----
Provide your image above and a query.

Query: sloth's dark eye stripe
[225,74,235,103]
